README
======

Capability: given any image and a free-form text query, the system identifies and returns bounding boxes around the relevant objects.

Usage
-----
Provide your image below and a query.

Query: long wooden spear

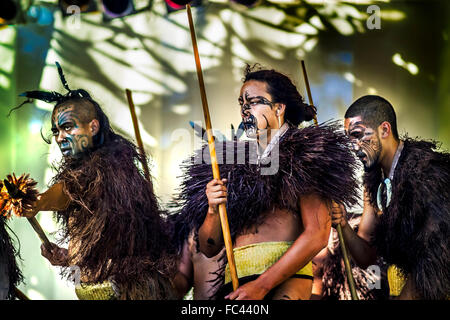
[125,89,152,184]
[300,60,359,300]
[14,287,30,300]
[186,4,239,291]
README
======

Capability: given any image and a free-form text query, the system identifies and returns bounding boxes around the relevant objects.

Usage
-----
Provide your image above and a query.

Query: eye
[51,129,58,136]
[63,125,72,131]
[350,131,363,140]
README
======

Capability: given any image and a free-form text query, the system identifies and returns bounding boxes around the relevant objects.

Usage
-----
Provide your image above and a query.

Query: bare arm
[227,193,331,300]
[198,179,227,257]
[331,190,378,269]
[23,183,70,218]
[172,239,194,299]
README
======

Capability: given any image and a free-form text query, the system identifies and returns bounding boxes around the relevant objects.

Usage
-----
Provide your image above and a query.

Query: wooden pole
[186,4,239,291]
[301,60,359,300]
[14,287,30,300]
[125,89,151,184]
[27,217,53,252]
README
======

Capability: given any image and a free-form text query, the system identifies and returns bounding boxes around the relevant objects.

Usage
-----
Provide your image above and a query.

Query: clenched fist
[331,202,348,228]
[41,243,68,266]
[206,178,228,213]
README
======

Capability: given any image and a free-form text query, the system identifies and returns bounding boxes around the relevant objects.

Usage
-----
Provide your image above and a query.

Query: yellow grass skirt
[224,241,313,285]
[387,264,407,297]
[75,281,117,300]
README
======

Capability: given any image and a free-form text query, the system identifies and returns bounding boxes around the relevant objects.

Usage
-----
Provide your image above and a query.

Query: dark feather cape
[170,122,360,252]
[0,216,23,299]
[51,135,177,299]
[365,138,450,300]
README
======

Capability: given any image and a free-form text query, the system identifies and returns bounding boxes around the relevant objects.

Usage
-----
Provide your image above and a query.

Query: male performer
[332,95,449,299]
[174,64,359,300]
[14,63,177,300]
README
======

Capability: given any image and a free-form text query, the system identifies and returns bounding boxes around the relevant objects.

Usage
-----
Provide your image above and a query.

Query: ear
[378,121,391,139]
[89,119,100,136]
[275,103,286,117]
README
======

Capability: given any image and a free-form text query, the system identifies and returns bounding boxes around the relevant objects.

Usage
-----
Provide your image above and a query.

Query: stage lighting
[102,0,134,19]
[0,0,18,22]
[165,0,201,13]
[231,0,260,8]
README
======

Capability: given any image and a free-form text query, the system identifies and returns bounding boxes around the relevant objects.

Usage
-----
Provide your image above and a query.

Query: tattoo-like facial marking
[344,116,381,170]
[239,81,276,139]
[51,104,93,158]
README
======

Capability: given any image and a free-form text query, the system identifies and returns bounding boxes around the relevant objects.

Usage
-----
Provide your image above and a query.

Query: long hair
[0,216,23,299]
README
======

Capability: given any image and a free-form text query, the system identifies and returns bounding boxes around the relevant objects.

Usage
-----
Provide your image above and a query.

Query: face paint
[239,81,277,139]
[51,105,94,158]
[345,116,382,170]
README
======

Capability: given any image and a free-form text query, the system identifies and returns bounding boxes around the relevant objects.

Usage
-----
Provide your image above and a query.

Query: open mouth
[242,114,258,138]
[60,147,72,156]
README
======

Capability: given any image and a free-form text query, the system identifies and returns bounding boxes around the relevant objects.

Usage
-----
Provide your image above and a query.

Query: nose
[350,139,361,152]
[56,131,67,144]
[241,103,251,118]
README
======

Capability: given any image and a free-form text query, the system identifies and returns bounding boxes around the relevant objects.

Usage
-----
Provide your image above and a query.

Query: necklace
[377,141,404,210]
[257,122,289,165]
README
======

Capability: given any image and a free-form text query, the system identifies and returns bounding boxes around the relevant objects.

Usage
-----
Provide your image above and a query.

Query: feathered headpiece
[8,62,92,116]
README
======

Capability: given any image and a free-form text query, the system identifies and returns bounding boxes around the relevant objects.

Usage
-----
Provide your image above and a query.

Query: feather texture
[365,138,450,299]
[170,122,360,251]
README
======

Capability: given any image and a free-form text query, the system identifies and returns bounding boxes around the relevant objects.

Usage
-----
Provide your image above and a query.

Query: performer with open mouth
[173,64,360,300]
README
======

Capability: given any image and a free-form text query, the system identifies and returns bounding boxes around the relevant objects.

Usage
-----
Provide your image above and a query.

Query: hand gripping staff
[185,4,239,291]
[301,60,358,300]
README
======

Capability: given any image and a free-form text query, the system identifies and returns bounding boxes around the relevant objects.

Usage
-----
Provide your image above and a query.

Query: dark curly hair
[243,63,316,126]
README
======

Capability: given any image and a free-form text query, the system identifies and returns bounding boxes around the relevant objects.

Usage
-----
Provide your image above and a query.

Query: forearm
[37,183,71,212]
[341,223,377,268]
[198,207,224,257]
[28,183,70,217]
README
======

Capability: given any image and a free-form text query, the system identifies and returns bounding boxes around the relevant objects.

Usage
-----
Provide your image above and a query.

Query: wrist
[208,205,218,215]
[255,272,275,294]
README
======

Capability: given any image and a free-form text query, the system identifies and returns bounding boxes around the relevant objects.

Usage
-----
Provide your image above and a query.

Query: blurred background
[0,0,449,299]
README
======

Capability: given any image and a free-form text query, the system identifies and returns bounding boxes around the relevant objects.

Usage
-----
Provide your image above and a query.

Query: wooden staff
[186,4,239,291]
[14,287,30,300]
[301,60,358,300]
[125,89,151,184]
[27,217,53,252]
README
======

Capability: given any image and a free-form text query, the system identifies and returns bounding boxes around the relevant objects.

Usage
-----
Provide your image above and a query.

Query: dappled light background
[0,0,449,299]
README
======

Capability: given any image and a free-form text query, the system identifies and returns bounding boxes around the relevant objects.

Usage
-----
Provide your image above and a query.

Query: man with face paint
[332,95,450,300]
[12,63,177,300]
[174,64,359,300]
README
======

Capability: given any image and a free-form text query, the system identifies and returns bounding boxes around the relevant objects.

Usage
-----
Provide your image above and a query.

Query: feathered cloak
[52,136,177,299]
[0,216,22,300]
[365,138,450,300]
[171,122,360,252]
